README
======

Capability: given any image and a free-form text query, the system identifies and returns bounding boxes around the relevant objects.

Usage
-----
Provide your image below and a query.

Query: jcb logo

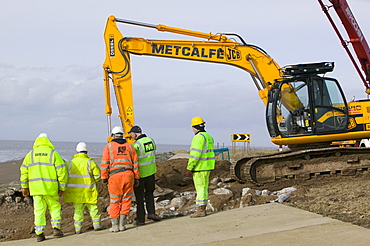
[109,37,115,58]
[226,47,241,61]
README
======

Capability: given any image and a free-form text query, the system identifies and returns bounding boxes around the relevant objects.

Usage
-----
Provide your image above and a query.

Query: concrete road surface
[3,203,370,246]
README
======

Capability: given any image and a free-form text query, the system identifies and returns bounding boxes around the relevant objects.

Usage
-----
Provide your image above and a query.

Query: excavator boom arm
[102,15,293,141]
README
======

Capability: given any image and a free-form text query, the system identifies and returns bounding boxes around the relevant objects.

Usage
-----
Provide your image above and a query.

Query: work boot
[94,225,106,231]
[147,214,162,221]
[36,233,45,242]
[119,215,127,231]
[53,228,63,238]
[133,220,145,226]
[190,205,206,218]
[109,218,119,232]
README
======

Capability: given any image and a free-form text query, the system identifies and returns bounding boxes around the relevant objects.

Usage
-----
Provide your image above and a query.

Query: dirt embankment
[2,155,370,242]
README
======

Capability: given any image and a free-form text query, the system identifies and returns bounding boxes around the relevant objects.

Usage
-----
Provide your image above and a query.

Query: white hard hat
[76,142,88,152]
[38,133,48,138]
[112,126,124,135]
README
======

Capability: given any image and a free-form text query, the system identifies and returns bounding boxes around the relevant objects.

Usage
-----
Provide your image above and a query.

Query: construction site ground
[2,150,370,245]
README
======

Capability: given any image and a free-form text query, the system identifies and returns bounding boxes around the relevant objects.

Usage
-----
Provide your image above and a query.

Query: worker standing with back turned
[63,142,104,234]
[129,125,161,225]
[187,117,215,218]
[101,126,140,232]
[20,133,68,242]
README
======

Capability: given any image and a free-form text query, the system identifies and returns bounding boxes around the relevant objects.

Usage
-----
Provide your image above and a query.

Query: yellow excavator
[102,0,370,184]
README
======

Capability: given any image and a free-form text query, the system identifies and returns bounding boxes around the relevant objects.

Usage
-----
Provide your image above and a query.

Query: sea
[0,140,190,163]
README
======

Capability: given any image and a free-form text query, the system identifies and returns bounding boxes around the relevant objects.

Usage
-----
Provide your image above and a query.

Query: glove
[134,179,140,187]
[22,188,30,197]
[187,170,193,175]
[102,179,108,184]
[58,190,64,196]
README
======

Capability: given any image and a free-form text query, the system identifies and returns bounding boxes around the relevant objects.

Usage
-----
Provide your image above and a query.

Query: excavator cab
[266,62,348,141]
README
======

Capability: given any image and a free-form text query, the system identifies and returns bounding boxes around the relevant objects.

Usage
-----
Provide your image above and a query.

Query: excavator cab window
[266,76,348,138]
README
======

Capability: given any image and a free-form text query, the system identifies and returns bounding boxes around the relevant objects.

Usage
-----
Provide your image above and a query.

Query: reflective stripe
[138,152,154,159]
[55,164,66,169]
[66,183,96,188]
[28,162,54,167]
[74,221,83,226]
[69,174,91,178]
[189,155,216,161]
[109,168,132,176]
[190,148,214,154]
[138,159,156,167]
[35,225,46,232]
[29,178,58,182]
[110,194,123,198]
[51,219,61,227]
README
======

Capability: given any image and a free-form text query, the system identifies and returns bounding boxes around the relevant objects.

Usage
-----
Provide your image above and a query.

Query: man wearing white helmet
[20,133,68,242]
[101,126,140,232]
[63,142,104,234]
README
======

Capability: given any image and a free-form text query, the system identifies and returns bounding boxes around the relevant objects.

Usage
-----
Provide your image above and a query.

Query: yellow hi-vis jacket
[63,153,101,204]
[20,136,67,196]
[132,134,157,178]
[187,131,216,171]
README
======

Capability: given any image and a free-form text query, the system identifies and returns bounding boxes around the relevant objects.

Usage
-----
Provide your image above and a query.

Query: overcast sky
[1,0,369,148]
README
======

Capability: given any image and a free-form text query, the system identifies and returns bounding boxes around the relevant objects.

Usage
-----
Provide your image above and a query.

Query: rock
[254,190,262,196]
[241,188,251,196]
[179,191,196,200]
[277,193,291,203]
[261,190,270,196]
[220,177,234,183]
[157,199,170,207]
[5,189,15,196]
[24,197,32,205]
[153,187,174,198]
[210,177,220,185]
[213,188,233,195]
[272,187,297,195]
[155,152,175,162]
[15,197,22,203]
[159,210,180,219]
[0,194,4,206]
[170,197,188,208]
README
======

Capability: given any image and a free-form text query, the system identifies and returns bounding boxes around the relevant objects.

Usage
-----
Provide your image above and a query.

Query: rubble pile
[0,183,32,207]
[0,156,298,242]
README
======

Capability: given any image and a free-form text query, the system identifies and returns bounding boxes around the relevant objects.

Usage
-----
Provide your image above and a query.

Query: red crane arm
[319,0,370,92]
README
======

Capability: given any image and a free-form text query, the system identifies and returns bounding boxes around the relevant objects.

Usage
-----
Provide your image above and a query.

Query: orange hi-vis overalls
[101,139,140,219]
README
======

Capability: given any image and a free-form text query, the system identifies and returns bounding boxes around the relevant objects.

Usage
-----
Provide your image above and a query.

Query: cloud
[1,0,369,149]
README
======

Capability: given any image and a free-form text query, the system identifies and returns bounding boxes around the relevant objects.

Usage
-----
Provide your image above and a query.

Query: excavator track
[231,147,370,185]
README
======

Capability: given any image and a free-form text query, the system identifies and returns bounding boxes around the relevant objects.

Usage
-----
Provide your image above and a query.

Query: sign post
[231,133,250,153]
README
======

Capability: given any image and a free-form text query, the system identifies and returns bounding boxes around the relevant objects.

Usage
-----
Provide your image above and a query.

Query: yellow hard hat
[191,116,205,126]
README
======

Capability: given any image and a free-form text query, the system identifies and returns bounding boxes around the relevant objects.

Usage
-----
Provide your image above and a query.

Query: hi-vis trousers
[73,203,101,232]
[33,195,62,235]
[108,171,134,219]
[193,171,211,206]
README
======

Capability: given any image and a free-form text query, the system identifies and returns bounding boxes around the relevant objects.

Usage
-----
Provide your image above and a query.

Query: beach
[0,159,23,186]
